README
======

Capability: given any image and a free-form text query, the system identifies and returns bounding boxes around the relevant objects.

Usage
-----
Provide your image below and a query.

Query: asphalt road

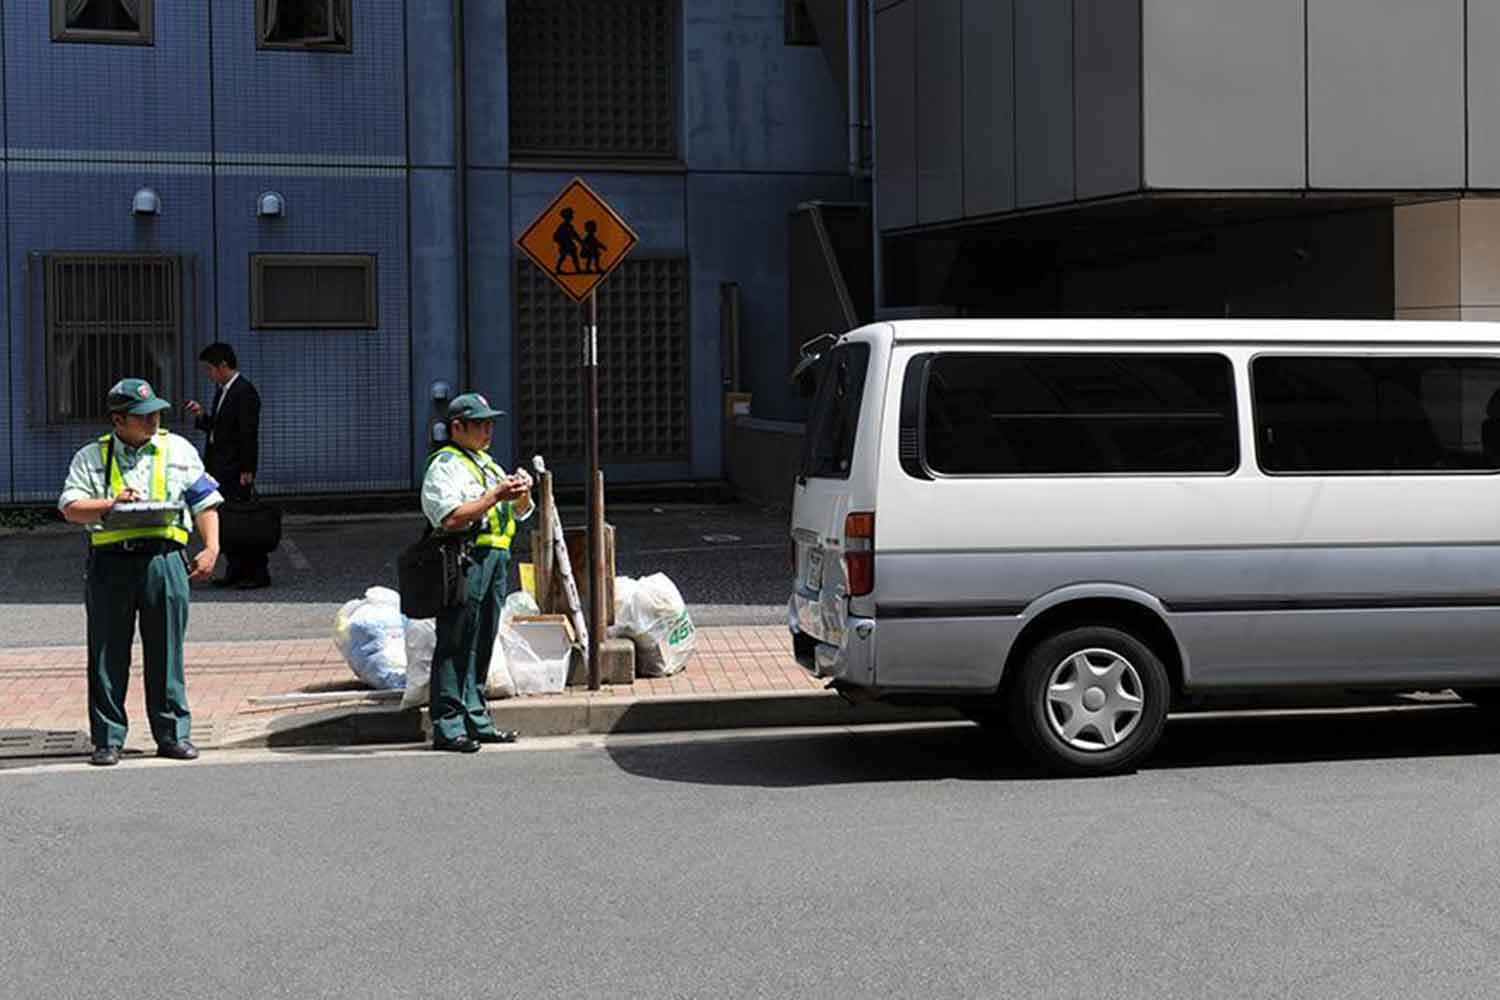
[5,707,1500,998]
[0,503,791,646]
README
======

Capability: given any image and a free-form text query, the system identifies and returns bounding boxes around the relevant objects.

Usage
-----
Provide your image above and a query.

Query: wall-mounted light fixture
[257,191,285,218]
[131,188,161,216]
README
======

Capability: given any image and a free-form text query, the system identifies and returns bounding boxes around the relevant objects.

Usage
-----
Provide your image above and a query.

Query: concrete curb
[218,690,963,750]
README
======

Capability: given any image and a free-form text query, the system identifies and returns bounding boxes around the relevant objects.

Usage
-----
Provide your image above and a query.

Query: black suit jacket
[195,375,260,488]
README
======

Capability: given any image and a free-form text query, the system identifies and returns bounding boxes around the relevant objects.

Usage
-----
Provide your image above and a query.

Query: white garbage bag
[332,587,408,690]
[615,573,696,677]
[485,623,518,700]
[501,623,570,695]
[401,618,437,709]
[502,590,541,625]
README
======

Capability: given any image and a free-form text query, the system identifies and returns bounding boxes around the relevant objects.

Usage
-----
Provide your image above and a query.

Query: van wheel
[1008,626,1170,776]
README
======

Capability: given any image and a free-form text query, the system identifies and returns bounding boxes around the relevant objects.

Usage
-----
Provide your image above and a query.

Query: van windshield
[802,343,871,480]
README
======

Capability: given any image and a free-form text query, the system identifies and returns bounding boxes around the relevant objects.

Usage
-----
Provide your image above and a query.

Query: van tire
[1008,625,1170,776]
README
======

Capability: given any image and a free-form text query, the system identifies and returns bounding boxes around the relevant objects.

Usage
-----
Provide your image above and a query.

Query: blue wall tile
[466,167,515,466]
[687,171,855,433]
[409,167,460,469]
[683,0,847,174]
[7,166,215,501]
[212,0,406,161]
[5,0,211,155]
[465,0,508,168]
[407,2,455,167]
[211,170,411,492]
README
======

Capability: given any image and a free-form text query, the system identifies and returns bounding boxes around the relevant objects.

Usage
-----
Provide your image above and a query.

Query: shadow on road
[607,703,1500,788]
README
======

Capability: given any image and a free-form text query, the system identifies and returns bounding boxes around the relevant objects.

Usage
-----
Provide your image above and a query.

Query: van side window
[802,343,871,480]
[1253,355,1500,474]
[921,353,1237,475]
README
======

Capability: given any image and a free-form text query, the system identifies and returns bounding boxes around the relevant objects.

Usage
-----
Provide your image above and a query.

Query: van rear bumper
[788,599,876,687]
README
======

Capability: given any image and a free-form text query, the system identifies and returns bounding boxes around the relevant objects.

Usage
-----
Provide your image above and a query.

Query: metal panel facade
[875,1,917,229]
[915,0,963,224]
[1142,0,1305,190]
[1015,0,1074,208]
[961,0,1015,218]
[1307,0,1464,189]
[1073,0,1140,199]
[1469,0,1500,187]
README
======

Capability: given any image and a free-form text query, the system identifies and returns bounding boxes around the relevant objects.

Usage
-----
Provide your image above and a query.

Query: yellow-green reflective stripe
[92,432,182,547]
[439,446,514,540]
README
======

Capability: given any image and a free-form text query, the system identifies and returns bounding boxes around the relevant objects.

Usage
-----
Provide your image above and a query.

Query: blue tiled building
[0,0,863,502]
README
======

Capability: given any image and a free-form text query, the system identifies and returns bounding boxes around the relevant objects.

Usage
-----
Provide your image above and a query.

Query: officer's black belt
[93,540,185,555]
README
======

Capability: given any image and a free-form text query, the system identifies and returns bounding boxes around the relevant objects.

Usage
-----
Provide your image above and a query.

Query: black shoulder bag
[397,525,473,619]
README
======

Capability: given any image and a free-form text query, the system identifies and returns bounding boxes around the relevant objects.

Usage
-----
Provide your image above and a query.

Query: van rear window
[802,343,871,480]
[921,353,1237,475]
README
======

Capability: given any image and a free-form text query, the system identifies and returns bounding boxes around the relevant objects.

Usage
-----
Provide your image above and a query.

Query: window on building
[785,0,819,46]
[44,254,180,423]
[515,257,689,462]
[51,0,153,45]
[251,255,377,329]
[508,0,678,160]
[920,353,1238,475]
[257,0,351,52]
[1253,355,1500,474]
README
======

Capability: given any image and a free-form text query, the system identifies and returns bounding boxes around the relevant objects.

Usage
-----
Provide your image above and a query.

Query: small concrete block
[601,637,635,685]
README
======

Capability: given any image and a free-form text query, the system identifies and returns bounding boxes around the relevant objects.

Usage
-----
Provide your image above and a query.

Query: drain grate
[0,730,91,758]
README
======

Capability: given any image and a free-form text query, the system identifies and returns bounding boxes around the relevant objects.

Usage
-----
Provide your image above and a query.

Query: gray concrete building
[871,0,1500,323]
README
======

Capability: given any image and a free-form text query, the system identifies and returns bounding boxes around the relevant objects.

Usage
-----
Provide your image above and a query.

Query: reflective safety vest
[90,430,190,548]
[436,445,516,550]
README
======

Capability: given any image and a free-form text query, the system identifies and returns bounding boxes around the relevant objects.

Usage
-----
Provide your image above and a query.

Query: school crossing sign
[515,178,640,303]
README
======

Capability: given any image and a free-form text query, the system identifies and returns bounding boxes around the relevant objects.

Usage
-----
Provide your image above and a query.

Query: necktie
[211,384,226,418]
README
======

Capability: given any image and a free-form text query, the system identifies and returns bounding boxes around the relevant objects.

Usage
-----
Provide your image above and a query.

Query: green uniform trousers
[430,546,508,743]
[85,546,192,749]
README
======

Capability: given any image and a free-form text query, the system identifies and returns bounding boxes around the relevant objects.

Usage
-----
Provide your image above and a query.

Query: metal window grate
[508,0,677,159]
[515,257,689,464]
[44,253,181,423]
[251,254,377,329]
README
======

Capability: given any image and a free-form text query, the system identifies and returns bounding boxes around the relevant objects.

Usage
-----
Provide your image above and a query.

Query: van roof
[864,319,1500,346]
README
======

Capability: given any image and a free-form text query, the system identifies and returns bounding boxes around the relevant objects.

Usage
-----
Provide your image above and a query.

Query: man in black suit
[186,343,268,588]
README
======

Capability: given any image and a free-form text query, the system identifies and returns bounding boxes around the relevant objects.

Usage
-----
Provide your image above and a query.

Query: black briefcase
[218,492,283,554]
[397,533,470,619]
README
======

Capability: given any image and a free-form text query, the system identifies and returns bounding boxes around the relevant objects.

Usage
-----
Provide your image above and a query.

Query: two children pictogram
[553,207,608,275]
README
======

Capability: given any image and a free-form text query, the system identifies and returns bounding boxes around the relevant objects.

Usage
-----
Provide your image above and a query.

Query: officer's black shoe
[432,736,481,753]
[89,746,121,767]
[156,740,199,761]
[472,730,519,744]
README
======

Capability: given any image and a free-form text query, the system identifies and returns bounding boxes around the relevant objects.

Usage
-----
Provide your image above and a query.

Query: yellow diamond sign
[516,178,640,303]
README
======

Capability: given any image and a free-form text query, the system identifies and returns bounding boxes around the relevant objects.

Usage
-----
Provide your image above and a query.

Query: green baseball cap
[107,378,171,415]
[447,392,505,421]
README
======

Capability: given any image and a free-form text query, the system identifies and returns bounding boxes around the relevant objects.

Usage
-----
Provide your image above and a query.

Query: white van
[789,319,1500,775]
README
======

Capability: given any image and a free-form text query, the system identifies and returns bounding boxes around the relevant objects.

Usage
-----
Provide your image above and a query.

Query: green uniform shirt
[421,447,535,532]
[58,431,224,537]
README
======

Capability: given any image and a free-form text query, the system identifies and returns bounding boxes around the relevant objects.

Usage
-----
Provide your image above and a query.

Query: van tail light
[845,512,875,597]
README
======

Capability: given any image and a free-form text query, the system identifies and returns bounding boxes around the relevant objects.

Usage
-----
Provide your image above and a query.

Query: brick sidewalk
[0,625,815,755]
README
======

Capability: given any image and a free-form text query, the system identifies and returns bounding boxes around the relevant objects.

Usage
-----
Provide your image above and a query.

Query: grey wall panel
[1470,0,1500,186]
[1015,0,1074,207]
[1074,0,1141,199]
[1307,0,1464,189]
[1142,0,1305,190]
[962,0,1016,217]
[876,2,917,229]
[916,0,964,223]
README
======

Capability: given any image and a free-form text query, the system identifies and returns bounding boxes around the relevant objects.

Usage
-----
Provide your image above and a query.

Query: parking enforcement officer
[59,379,223,767]
[420,393,534,753]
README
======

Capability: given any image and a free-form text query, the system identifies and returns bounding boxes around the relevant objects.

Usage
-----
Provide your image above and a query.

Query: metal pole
[585,291,602,690]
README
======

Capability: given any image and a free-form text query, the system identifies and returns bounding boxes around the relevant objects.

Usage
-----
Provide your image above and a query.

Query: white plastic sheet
[400,618,436,709]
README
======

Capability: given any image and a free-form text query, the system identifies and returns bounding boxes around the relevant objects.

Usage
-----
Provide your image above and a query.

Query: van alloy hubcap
[1044,648,1144,751]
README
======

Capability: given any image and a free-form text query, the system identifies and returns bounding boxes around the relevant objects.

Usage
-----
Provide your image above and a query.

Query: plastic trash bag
[500,623,569,695]
[614,573,695,677]
[502,590,541,625]
[332,587,408,690]
[485,623,518,700]
[400,618,437,709]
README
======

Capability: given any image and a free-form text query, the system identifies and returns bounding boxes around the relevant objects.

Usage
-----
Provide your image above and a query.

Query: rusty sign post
[516,178,639,690]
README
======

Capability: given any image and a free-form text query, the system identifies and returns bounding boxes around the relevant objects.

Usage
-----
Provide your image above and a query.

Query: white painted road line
[280,536,312,571]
